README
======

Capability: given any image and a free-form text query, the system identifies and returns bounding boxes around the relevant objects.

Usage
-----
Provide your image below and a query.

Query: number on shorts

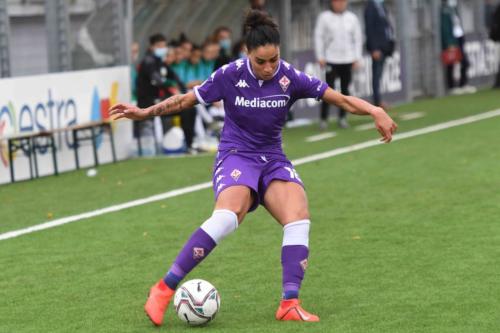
[284,167,302,182]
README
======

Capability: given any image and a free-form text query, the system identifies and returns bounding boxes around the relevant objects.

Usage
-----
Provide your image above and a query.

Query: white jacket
[314,10,363,64]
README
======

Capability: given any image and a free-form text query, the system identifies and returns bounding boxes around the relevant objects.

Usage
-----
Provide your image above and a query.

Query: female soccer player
[110,10,397,326]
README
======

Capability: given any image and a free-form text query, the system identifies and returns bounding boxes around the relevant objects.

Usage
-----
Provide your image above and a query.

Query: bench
[3,121,116,183]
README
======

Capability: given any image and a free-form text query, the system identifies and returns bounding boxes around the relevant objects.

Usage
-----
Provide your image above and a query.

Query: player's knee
[283,207,310,224]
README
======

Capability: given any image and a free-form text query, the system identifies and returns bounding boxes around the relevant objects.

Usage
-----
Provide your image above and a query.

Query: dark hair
[214,26,231,38]
[168,40,180,48]
[149,33,167,46]
[243,10,279,51]
[178,32,191,45]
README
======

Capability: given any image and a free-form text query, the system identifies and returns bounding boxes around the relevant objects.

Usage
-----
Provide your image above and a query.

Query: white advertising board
[0,66,132,184]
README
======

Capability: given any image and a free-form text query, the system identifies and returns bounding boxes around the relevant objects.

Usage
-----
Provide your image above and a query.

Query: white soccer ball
[173,279,220,326]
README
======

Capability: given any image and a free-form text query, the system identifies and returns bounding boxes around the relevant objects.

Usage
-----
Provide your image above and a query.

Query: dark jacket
[364,0,395,55]
[136,50,185,108]
[440,5,460,50]
[490,4,500,42]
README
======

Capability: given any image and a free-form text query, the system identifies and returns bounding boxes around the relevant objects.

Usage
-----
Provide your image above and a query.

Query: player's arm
[109,91,198,121]
[321,87,398,143]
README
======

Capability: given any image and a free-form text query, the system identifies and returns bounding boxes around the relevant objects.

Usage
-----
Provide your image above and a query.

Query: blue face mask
[220,39,231,52]
[153,47,168,59]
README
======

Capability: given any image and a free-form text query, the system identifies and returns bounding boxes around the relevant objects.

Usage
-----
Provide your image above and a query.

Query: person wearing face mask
[364,0,395,110]
[315,0,363,129]
[213,26,233,70]
[440,0,476,94]
[136,34,186,155]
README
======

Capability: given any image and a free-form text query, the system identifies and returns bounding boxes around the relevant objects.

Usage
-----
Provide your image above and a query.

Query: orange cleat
[144,280,175,326]
[275,299,320,322]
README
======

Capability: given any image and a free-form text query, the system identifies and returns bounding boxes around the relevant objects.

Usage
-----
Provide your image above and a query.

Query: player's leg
[337,64,352,127]
[145,149,259,326]
[320,64,336,129]
[263,180,319,322]
[145,186,253,326]
[371,55,385,106]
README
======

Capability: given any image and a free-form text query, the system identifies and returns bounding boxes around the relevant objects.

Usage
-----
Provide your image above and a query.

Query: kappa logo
[221,64,229,73]
[215,166,224,175]
[316,83,322,92]
[235,80,249,88]
[300,259,308,271]
[217,183,226,192]
[235,59,244,70]
[279,75,290,92]
[231,169,242,181]
[260,155,268,163]
[215,174,225,184]
[193,247,205,259]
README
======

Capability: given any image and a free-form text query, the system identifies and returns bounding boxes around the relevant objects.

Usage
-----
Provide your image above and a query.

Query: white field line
[355,111,426,131]
[399,112,426,121]
[305,132,337,142]
[2,108,500,242]
[354,122,376,131]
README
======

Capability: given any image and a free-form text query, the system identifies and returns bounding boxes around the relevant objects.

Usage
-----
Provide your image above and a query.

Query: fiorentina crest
[300,259,308,271]
[193,247,205,260]
[279,75,290,92]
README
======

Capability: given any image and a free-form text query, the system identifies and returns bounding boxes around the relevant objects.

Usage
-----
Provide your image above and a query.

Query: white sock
[200,209,238,244]
[282,219,310,247]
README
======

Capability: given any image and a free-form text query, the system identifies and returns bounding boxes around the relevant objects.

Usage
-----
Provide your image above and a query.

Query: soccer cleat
[144,280,175,326]
[275,299,320,322]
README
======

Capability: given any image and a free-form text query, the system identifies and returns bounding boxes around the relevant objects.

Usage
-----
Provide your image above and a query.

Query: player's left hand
[372,108,397,143]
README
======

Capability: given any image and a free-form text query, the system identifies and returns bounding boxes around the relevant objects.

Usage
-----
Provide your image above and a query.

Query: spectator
[315,0,362,129]
[364,0,395,109]
[200,40,220,80]
[185,44,204,89]
[232,39,247,60]
[440,0,476,94]
[487,1,500,88]
[171,39,190,85]
[135,33,171,155]
[213,26,233,70]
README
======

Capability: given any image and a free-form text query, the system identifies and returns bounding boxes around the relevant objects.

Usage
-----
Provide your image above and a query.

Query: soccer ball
[173,279,220,326]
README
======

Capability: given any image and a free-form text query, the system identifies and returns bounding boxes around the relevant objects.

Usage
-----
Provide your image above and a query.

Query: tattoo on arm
[149,95,183,117]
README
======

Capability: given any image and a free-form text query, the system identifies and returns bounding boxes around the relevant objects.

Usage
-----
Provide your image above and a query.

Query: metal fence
[0,0,498,103]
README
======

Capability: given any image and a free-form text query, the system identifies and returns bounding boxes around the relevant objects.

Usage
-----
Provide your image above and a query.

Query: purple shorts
[212,149,304,212]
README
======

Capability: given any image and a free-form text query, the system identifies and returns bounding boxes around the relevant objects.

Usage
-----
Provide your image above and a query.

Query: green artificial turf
[1,90,499,332]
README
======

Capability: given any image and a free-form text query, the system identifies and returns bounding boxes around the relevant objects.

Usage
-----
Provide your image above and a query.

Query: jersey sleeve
[193,67,226,105]
[291,69,329,101]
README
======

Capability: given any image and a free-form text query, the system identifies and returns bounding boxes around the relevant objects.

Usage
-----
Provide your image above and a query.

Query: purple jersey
[194,58,328,153]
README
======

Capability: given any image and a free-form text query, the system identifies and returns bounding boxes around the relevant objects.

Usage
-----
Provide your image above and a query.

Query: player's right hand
[109,103,150,121]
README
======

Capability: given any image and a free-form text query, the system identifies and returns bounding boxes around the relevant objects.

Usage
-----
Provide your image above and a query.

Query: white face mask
[153,47,168,59]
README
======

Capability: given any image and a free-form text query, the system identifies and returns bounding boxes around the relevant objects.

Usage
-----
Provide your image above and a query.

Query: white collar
[246,58,281,81]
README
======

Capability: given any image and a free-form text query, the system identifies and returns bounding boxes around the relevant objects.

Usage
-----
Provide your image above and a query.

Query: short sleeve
[193,68,225,105]
[292,69,328,101]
